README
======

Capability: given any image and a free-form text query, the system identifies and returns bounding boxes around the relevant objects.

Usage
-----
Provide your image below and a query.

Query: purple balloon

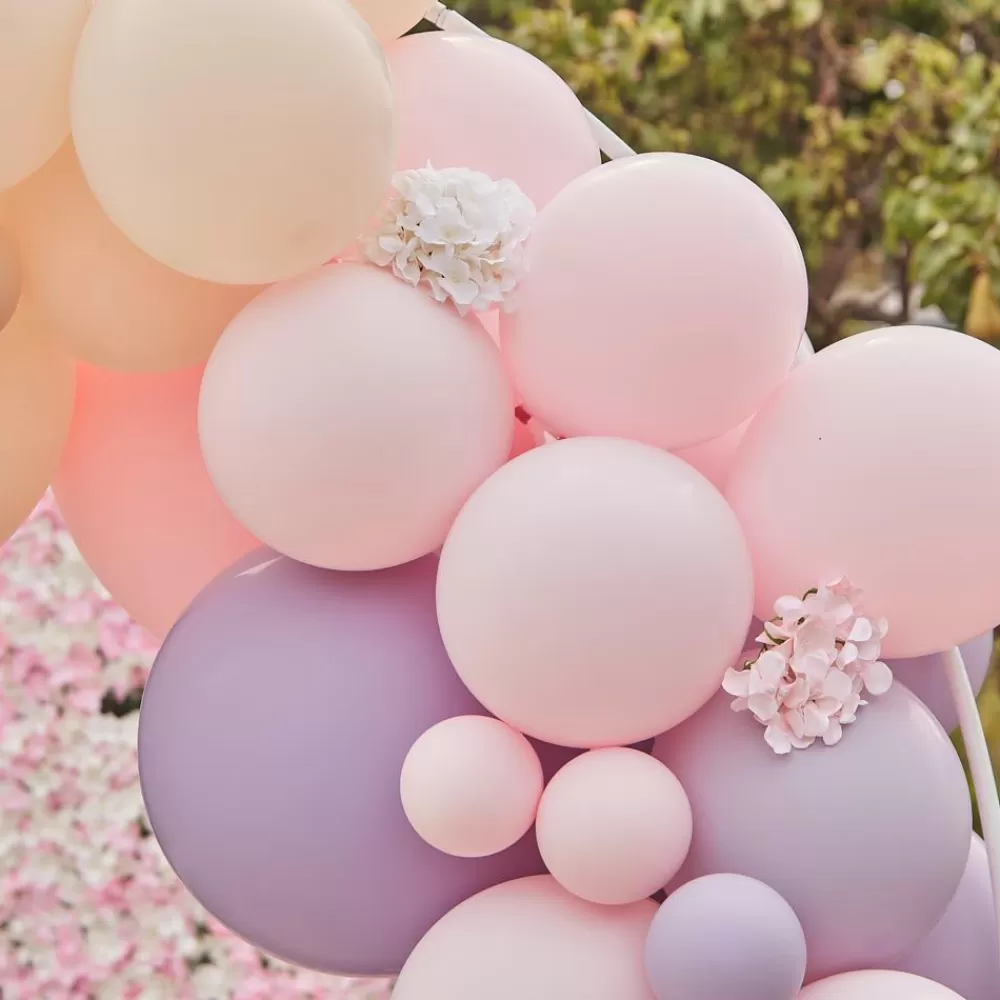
[138,551,548,977]
[888,631,994,734]
[891,835,1000,1000]
[646,874,807,1000]
[653,686,971,982]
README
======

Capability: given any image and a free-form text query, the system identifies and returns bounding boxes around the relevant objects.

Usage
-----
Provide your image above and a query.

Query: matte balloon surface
[798,971,966,1000]
[138,553,548,976]
[0,225,19,332]
[349,0,426,42]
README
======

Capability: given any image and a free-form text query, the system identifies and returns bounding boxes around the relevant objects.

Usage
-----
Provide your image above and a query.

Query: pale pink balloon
[798,971,965,1000]
[401,716,544,859]
[501,154,807,450]
[53,364,258,637]
[726,326,1000,657]
[392,875,657,1000]
[200,264,514,571]
[536,749,692,905]
[385,33,600,209]
[436,437,754,748]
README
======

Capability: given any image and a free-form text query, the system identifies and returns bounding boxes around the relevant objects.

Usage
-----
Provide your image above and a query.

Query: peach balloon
[0,0,90,192]
[501,153,807,450]
[401,716,544,859]
[71,0,395,285]
[386,34,600,209]
[0,225,20,333]
[53,364,258,638]
[199,264,514,571]
[436,437,754,748]
[536,749,693,905]
[4,144,260,371]
[726,326,1000,657]
[798,971,965,1000]
[349,0,426,43]
[392,875,657,1000]
[0,306,75,545]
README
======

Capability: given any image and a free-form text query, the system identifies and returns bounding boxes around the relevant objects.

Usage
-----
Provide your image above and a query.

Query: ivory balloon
[71,0,395,285]
[0,307,75,545]
[0,0,91,192]
[798,971,965,1000]
[349,0,426,43]
[0,226,19,333]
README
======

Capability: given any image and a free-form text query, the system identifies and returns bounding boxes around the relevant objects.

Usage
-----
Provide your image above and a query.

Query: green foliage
[452,0,1000,347]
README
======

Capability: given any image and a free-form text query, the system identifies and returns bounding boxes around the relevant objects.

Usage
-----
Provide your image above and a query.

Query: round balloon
[385,33,599,209]
[4,144,260,371]
[646,875,807,1000]
[71,0,395,284]
[0,0,90,192]
[0,224,19,332]
[726,326,1000,657]
[392,875,657,1000]
[349,0,426,43]
[138,553,548,976]
[501,153,807,450]
[436,437,754,747]
[0,306,75,545]
[654,685,971,981]
[53,364,258,637]
[199,263,513,571]
[799,971,966,1000]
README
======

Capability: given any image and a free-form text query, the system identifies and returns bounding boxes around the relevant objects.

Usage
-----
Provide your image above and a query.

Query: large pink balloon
[53,364,258,637]
[385,33,600,209]
[798,971,966,1000]
[501,154,807,450]
[392,875,657,1000]
[200,264,514,571]
[726,326,1000,657]
[436,437,754,748]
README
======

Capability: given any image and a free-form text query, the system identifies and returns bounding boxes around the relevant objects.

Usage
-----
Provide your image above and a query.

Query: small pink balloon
[385,33,600,209]
[436,437,754,748]
[798,971,966,1000]
[501,153,807,450]
[536,748,692,905]
[200,264,514,571]
[401,716,544,859]
[392,875,657,1000]
[726,326,1000,657]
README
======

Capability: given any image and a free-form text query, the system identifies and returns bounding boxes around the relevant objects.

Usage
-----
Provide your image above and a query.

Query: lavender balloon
[654,686,971,981]
[646,874,807,1000]
[138,551,548,977]
[891,834,1000,1000]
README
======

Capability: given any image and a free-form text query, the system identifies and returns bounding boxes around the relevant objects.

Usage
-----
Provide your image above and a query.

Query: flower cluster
[0,496,389,1000]
[722,578,893,754]
[362,165,535,314]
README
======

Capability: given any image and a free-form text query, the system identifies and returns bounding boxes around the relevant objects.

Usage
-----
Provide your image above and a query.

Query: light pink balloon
[536,749,692,905]
[401,716,544,859]
[385,33,599,210]
[798,971,966,1000]
[392,875,657,1000]
[501,153,807,450]
[436,437,754,748]
[199,264,514,571]
[726,326,1000,657]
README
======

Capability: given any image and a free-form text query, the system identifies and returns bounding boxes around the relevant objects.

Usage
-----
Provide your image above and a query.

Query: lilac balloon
[653,685,971,982]
[138,551,549,977]
[646,874,807,1000]
[887,631,994,734]
[891,835,1000,1000]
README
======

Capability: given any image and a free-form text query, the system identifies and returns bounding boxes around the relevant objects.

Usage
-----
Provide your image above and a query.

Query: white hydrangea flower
[362,165,535,314]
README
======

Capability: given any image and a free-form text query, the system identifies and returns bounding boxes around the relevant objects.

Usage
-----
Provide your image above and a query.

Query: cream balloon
[71,0,395,285]
[0,225,20,333]
[350,0,427,43]
[798,970,965,1000]
[0,306,75,545]
[4,144,261,371]
[0,0,91,192]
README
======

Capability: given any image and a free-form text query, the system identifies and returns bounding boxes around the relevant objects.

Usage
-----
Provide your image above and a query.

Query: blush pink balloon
[199,264,514,571]
[401,716,544,859]
[726,326,1000,657]
[436,437,754,748]
[385,33,600,209]
[392,875,657,1000]
[501,153,807,451]
[536,748,692,905]
[798,971,965,1000]
[53,364,258,637]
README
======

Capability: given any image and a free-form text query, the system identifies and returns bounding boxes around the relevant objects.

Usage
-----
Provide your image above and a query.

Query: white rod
[423,1,636,161]
[944,645,1000,953]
